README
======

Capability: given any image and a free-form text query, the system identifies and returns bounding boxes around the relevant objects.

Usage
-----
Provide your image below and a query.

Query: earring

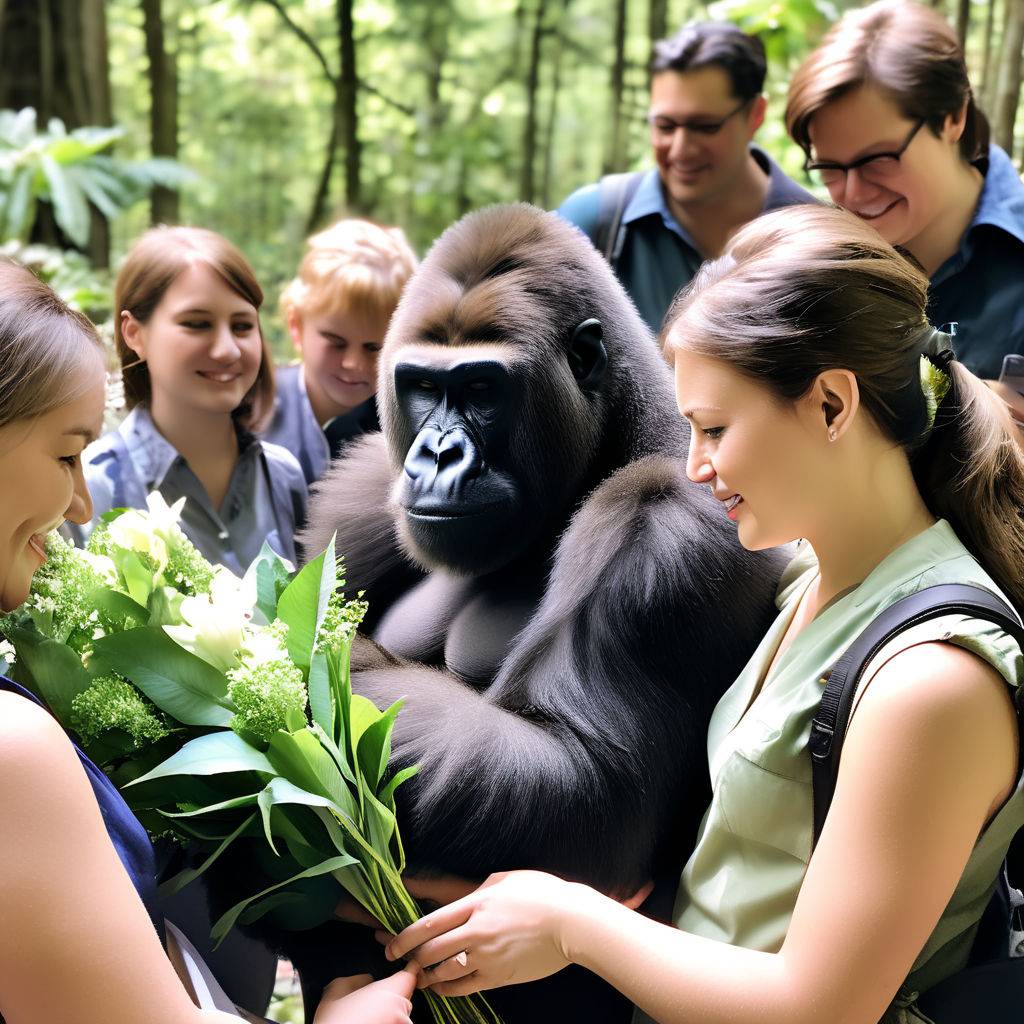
[828,427,838,443]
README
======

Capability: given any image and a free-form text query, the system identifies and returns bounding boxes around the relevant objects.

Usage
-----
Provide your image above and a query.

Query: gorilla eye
[416,380,437,391]
[467,380,491,392]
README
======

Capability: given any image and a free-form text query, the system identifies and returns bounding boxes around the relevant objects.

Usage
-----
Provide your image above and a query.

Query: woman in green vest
[383,203,1024,1024]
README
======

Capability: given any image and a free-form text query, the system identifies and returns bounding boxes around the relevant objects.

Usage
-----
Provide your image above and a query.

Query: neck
[804,445,936,608]
[666,151,769,258]
[904,159,984,275]
[302,366,356,425]
[146,395,238,467]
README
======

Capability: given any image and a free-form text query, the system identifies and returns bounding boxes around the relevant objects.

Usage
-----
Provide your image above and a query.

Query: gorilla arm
[351,456,784,896]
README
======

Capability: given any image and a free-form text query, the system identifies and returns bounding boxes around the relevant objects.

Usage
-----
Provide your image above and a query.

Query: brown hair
[786,0,989,164]
[0,260,105,431]
[280,218,418,326]
[114,226,275,432]
[662,204,1024,612]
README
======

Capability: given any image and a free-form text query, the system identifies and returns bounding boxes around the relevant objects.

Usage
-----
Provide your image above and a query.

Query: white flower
[145,492,187,536]
[0,639,16,667]
[79,549,118,585]
[107,509,169,571]
[163,566,254,671]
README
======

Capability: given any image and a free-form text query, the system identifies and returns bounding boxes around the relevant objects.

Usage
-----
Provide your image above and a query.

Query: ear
[568,318,608,391]
[748,94,767,136]
[811,369,859,442]
[120,310,146,360]
[287,307,305,355]
[943,101,969,146]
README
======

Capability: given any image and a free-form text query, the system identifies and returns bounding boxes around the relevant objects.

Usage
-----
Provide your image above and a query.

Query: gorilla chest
[373,572,542,687]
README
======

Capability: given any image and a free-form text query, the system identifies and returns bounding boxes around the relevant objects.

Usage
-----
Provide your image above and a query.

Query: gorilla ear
[568,319,608,391]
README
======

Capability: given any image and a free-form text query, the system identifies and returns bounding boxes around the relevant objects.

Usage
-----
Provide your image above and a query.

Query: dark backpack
[809,583,1024,1021]
[592,171,645,270]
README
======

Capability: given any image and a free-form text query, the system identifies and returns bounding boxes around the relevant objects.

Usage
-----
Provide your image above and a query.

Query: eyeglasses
[804,119,926,187]
[646,99,750,140]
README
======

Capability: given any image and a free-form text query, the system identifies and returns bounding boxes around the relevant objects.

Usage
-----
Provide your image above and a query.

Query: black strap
[810,584,1024,849]
[594,171,644,269]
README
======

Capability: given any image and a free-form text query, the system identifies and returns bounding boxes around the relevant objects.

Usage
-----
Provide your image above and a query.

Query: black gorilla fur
[286,204,787,1021]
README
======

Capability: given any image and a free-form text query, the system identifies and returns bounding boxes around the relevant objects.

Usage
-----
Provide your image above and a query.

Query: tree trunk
[649,0,668,85]
[423,0,450,132]
[336,0,361,213]
[541,0,571,208]
[519,0,544,203]
[141,0,179,226]
[0,0,113,263]
[992,0,1024,157]
[603,0,629,174]
[981,0,1000,111]
[306,105,340,233]
[955,0,970,47]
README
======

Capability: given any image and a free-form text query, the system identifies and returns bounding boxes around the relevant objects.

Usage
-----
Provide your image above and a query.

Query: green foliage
[0,107,193,249]
[71,674,170,749]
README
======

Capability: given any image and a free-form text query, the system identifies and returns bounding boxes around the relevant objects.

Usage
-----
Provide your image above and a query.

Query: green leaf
[245,541,294,625]
[210,854,358,946]
[159,792,260,819]
[147,586,185,626]
[2,166,35,240]
[348,693,383,761]
[157,812,255,899]
[307,650,334,735]
[89,588,148,628]
[276,542,336,674]
[89,627,232,727]
[266,729,359,821]
[40,153,90,248]
[4,625,92,723]
[357,698,404,791]
[128,730,276,786]
[257,776,348,855]
[378,763,420,812]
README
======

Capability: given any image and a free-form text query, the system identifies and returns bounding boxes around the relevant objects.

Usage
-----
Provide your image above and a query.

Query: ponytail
[912,365,1024,613]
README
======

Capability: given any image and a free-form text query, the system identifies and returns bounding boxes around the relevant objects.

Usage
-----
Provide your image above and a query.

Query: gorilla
[294,204,787,1021]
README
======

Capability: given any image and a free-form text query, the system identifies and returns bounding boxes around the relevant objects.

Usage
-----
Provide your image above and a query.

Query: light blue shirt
[77,406,308,574]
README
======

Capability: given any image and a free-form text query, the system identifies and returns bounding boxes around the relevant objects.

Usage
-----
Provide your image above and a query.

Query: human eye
[181,319,211,330]
[650,117,676,135]
[701,426,725,439]
[232,319,255,334]
[862,153,900,176]
[365,342,383,353]
[690,121,722,136]
[59,453,80,467]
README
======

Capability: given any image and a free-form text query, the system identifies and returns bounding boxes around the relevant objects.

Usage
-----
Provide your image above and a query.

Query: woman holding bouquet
[386,205,1024,1024]
[0,259,414,1024]
[74,227,307,574]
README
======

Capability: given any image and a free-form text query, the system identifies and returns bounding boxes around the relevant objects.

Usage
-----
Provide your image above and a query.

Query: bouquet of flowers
[0,496,500,1024]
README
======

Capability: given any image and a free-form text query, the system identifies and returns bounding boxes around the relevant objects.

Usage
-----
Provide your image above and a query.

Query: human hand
[383,870,582,997]
[311,965,418,1024]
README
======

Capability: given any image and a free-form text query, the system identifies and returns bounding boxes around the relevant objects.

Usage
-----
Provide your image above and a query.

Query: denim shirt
[77,406,308,574]
[929,145,1024,379]
[557,145,817,333]
[260,363,331,487]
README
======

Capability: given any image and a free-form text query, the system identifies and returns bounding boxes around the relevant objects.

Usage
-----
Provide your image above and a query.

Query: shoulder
[260,440,307,494]
[0,690,84,797]
[752,145,818,209]
[556,182,602,238]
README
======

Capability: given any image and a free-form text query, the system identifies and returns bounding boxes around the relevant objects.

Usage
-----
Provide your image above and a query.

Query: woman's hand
[383,870,585,997]
[312,966,418,1024]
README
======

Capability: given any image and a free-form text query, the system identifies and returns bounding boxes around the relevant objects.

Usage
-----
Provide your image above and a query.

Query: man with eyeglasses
[557,22,814,335]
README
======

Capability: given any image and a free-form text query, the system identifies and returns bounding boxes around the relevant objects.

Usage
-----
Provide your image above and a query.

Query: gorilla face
[389,322,608,576]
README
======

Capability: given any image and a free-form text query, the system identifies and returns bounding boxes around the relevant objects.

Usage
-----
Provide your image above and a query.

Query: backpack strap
[810,583,1024,849]
[594,171,644,268]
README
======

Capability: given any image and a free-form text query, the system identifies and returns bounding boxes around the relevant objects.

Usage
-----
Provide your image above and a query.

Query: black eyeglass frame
[804,118,926,178]
[646,98,752,137]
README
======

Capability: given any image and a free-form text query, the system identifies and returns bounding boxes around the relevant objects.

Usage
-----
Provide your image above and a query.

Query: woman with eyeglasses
[785,0,1024,384]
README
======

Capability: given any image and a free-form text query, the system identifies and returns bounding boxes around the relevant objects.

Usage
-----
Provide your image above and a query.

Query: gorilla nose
[404,426,482,499]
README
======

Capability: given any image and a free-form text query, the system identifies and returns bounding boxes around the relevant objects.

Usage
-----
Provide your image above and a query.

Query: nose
[404,425,482,500]
[685,431,716,485]
[667,127,698,160]
[840,166,881,207]
[210,323,242,363]
[64,461,94,526]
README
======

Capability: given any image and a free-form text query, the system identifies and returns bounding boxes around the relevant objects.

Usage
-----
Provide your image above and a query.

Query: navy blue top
[929,145,1024,380]
[0,675,163,940]
[557,145,817,333]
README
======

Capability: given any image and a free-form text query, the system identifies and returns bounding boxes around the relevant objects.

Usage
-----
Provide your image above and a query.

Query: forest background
[0,0,1022,358]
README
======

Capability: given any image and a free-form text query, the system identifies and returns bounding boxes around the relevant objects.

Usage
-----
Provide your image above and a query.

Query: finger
[399,925,474,971]
[322,973,374,999]
[386,900,475,961]
[374,929,397,946]
[377,963,419,999]
[425,972,485,998]
[622,879,654,910]
[423,950,473,985]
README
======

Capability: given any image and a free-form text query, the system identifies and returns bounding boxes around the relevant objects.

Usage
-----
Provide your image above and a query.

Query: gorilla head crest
[377,203,680,575]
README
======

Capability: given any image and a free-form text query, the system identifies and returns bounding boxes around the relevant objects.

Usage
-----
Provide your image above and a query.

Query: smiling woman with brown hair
[785,0,1024,383]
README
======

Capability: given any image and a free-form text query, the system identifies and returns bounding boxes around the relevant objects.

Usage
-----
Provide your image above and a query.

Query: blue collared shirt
[261,363,332,486]
[557,146,817,333]
[929,145,1024,379]
[77,406,308,575]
